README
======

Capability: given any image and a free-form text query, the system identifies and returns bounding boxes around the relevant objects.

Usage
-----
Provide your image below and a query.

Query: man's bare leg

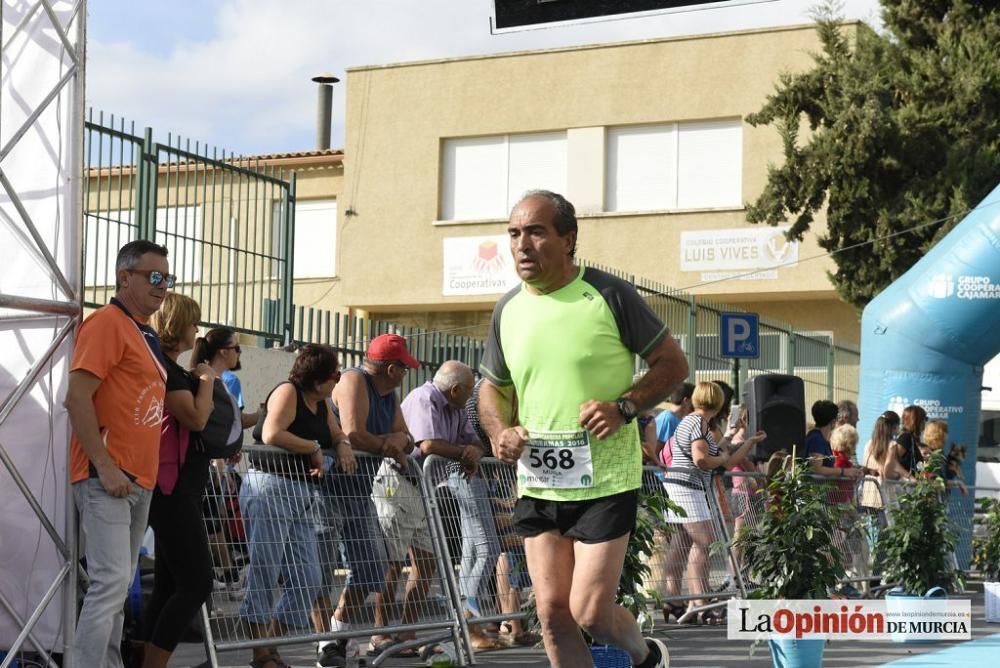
[393,547,436,644]
[525,531,590,668]
[570,534,651,664]
[371,560,402,646]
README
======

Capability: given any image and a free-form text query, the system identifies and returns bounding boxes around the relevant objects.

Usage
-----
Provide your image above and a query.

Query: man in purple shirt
[404,361,482,469]
[402,361,503,650]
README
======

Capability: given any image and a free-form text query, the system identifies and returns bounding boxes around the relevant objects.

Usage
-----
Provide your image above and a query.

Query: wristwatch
[616,397,638,424]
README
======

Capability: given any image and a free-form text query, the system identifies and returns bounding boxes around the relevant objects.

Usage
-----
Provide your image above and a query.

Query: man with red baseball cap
[317,333,424,666]
[367,333,420,370]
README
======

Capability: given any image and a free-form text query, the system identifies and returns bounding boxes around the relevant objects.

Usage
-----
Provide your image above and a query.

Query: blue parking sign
[720,312,759,359]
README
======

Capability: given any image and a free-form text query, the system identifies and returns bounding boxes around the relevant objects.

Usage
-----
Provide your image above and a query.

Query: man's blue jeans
[238,470,322,629]
[447,472,501,604]
[72,479,152,668]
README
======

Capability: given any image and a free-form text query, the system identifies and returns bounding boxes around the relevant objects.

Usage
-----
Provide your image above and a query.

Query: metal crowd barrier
[878,478,1000,572]
[192,444,1000,667]
[643,466,742,623]
[421,455,535,652]
[199,448,472,667]
[714,469,896,599]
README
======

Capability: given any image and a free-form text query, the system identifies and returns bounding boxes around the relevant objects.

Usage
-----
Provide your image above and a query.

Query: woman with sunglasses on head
[142,293,217,668]
[238,344,355,668]
[190,327,258,599]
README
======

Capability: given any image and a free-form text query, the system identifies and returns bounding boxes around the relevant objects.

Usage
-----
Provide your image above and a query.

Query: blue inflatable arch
[858,183,1000,563]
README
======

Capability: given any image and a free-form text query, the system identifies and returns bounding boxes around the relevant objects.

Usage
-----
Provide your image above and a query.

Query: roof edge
[346,20,863,73]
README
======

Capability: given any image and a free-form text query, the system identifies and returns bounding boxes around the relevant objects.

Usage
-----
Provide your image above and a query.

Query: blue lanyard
[110,298,168,368]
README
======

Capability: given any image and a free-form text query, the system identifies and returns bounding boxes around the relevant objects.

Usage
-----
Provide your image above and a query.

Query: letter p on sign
[720,312,760,359]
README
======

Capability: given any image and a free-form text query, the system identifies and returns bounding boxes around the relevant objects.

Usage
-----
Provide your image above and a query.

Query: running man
[479,190,688,668]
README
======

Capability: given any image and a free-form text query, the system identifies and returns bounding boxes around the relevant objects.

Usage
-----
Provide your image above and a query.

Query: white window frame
[794,330,835,372]
[440,131,567,221]
[605,118,743,214]
[290,199,338,279]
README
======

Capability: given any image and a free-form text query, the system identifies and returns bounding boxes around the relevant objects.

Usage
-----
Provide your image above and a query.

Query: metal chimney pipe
[311,73,340,151]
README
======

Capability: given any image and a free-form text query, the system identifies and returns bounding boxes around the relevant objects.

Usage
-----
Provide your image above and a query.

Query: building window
[606,119,742,212]
[291,199,338,278]
[155,206,203,285]
[440,131,567,220]
[269,199,338,279]
[794,331,834,371]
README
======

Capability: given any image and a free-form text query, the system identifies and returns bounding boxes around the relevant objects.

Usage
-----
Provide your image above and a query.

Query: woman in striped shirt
[662,382,764,624]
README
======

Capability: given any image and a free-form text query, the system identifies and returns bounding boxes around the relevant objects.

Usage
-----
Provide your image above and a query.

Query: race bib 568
[517,430,594,489]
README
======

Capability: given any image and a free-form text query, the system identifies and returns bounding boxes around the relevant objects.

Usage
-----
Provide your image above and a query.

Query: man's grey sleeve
[584,267,669,358]
[478,288,516,386]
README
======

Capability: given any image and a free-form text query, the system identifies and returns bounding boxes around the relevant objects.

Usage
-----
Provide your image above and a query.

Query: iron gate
[82,110,295,342]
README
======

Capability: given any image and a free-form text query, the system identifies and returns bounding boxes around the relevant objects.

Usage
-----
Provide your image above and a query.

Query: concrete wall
[179,345,297,415]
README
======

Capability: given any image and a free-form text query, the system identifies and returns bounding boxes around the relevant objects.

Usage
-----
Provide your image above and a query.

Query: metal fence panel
[83,112,294,341]
[421,454,536,652]
[643,466,739,623]
[82,112,141,298]
[195,443,990,668]
[202,449,469,666]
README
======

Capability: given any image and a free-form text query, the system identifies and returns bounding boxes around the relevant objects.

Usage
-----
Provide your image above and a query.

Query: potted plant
[971,496,1000,622]
[875,450,964,594]
[874,449,964,641]
[589,487,684,667]
[733,454,846,668]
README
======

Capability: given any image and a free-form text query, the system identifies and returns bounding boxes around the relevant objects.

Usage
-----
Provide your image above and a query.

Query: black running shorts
[512,489,639,544]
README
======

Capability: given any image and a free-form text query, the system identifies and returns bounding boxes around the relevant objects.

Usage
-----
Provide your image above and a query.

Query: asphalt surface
[171,590,995,667]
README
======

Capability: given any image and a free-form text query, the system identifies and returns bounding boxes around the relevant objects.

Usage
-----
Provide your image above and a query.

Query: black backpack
[193,379,243,459]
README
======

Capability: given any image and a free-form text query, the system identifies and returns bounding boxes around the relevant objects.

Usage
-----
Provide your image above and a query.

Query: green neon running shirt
[480,265,668,501]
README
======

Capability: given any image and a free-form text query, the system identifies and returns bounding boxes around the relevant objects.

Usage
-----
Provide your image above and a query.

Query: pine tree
[747,0,1000,309]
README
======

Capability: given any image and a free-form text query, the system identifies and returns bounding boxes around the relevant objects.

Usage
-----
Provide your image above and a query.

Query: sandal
[368,636,418,658]
[662,603,688,623]
[419,644,445,661]
[698,608,727,626]
[499,628,541,647]
[471,635,504,651]
[367,637,395,656]
[249,654,289,668]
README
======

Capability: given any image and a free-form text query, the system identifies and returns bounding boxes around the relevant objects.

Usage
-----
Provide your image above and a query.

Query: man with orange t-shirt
[64,240,173,668]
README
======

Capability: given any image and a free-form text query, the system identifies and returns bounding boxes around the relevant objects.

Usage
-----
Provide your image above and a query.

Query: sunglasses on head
[129,269,177,288]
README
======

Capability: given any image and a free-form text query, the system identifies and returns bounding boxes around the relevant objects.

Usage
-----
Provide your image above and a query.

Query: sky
[86,0,883,157]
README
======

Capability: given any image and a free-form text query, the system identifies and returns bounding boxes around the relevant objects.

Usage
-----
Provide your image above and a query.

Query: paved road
[172,591,994,667]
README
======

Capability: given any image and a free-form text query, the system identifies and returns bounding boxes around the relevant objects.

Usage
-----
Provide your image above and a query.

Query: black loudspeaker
[743,374,806,459]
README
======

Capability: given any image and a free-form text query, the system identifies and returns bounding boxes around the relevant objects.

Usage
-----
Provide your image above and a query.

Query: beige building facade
[330,23,861,345]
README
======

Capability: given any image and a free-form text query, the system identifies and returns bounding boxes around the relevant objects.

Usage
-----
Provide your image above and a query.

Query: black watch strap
[616,397,637,423]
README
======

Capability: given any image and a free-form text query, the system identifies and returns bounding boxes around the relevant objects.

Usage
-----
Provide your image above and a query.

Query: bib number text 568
[527,447,575,470]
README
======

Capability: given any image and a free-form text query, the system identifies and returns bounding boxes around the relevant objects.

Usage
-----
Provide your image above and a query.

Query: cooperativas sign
[442,235,521,296]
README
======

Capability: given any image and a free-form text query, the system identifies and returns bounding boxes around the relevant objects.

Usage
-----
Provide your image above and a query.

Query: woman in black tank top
[239,344,355,668]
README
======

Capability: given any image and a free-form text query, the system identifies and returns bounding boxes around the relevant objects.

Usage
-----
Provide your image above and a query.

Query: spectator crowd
[68,203,966,668]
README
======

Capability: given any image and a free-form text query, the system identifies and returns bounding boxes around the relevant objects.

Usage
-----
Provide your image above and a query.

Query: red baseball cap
[367,334,419,369]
